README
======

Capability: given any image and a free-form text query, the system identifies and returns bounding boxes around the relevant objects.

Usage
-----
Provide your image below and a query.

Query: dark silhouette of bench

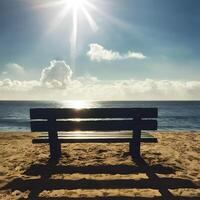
[30,108,158,160]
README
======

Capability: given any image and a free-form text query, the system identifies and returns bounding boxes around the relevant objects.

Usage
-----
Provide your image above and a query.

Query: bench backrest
[30,108,158,132]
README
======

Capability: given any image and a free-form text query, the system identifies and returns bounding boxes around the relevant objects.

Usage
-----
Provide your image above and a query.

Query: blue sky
[0,0,200,100]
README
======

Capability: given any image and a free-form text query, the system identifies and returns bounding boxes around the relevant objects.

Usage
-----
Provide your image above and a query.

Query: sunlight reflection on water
[61,100,98,109]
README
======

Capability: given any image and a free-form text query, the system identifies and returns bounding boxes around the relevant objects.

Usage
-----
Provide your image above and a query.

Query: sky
[0,0,200,100]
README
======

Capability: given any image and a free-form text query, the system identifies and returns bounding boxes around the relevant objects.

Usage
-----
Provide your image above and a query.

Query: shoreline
[1,130,200,133]
[0,131,200,199]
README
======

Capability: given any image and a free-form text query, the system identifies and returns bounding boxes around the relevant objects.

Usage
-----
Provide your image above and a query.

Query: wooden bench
[30,108,158,160]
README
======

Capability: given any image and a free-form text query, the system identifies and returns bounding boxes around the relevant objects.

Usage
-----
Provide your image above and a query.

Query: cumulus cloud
[87,43,146,61]
[40,60,72,88]
[62,79,200,100]
[1,77,200,100]
[1,60,200,100]
[0,78,40,92]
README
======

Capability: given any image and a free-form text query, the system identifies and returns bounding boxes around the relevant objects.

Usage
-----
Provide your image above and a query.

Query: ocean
[0,101,200,132]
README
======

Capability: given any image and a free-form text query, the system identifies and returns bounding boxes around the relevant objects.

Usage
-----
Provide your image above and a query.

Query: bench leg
[49,141,61,160]
[49,131,61,160]
[130,129,141,159]
[47,118,62,160]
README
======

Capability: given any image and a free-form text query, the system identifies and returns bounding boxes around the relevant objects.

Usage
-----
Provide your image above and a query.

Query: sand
[0,132,200,199]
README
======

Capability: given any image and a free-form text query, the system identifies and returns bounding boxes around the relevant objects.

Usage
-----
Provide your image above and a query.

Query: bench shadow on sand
[1,156,200,200]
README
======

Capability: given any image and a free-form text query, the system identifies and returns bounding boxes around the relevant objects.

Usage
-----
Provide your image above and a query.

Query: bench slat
[31,120,157,132]
[39,131,153,137]
[32,133,158,144]
[30,108,158,119]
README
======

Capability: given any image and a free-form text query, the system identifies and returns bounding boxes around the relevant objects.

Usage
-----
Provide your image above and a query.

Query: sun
[34,0,99,68]
[40,0,98,31]
[66,0,86,10]
[37,0,98,66]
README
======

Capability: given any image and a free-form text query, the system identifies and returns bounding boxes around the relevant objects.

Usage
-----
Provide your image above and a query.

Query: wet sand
[0,132,200,199]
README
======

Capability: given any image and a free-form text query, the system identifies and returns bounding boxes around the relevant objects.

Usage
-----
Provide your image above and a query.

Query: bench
[30,108,158,160]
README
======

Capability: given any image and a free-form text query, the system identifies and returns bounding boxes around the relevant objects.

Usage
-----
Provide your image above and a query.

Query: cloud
[1,77,200,100]
[1,60,200,100]
[40,60,73,88]
[0,63,25,79]
[62,79,200,100]
[87,43,146,61]
[5,63,25,74]
[0,79,40,91]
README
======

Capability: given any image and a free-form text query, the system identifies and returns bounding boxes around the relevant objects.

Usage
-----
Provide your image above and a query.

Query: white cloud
[40,60,73,88]
[5,63,25,74]
[87,43,146,61]
[1,60,200,100]
[0,78,39,90]
[0,63,25,79]
[1,63,25,78]
[1,77,200,100]
[2,71,8,75]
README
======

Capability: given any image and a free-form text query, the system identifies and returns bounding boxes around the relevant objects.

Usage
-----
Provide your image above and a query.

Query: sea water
[0,101,200,132]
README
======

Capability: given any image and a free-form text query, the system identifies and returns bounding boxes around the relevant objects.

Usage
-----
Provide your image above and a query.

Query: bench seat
[32,132,157,144]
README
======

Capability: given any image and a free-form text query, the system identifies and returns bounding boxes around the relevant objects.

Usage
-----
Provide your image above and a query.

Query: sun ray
[81,5,98,32]
[48,4,72,33]
[84,1,98,10]
[70,5,78,68]
[34,0,65,9]
[33,0,100,68]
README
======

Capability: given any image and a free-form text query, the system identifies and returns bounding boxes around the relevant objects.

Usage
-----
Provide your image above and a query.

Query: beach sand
[0,132,200,199]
